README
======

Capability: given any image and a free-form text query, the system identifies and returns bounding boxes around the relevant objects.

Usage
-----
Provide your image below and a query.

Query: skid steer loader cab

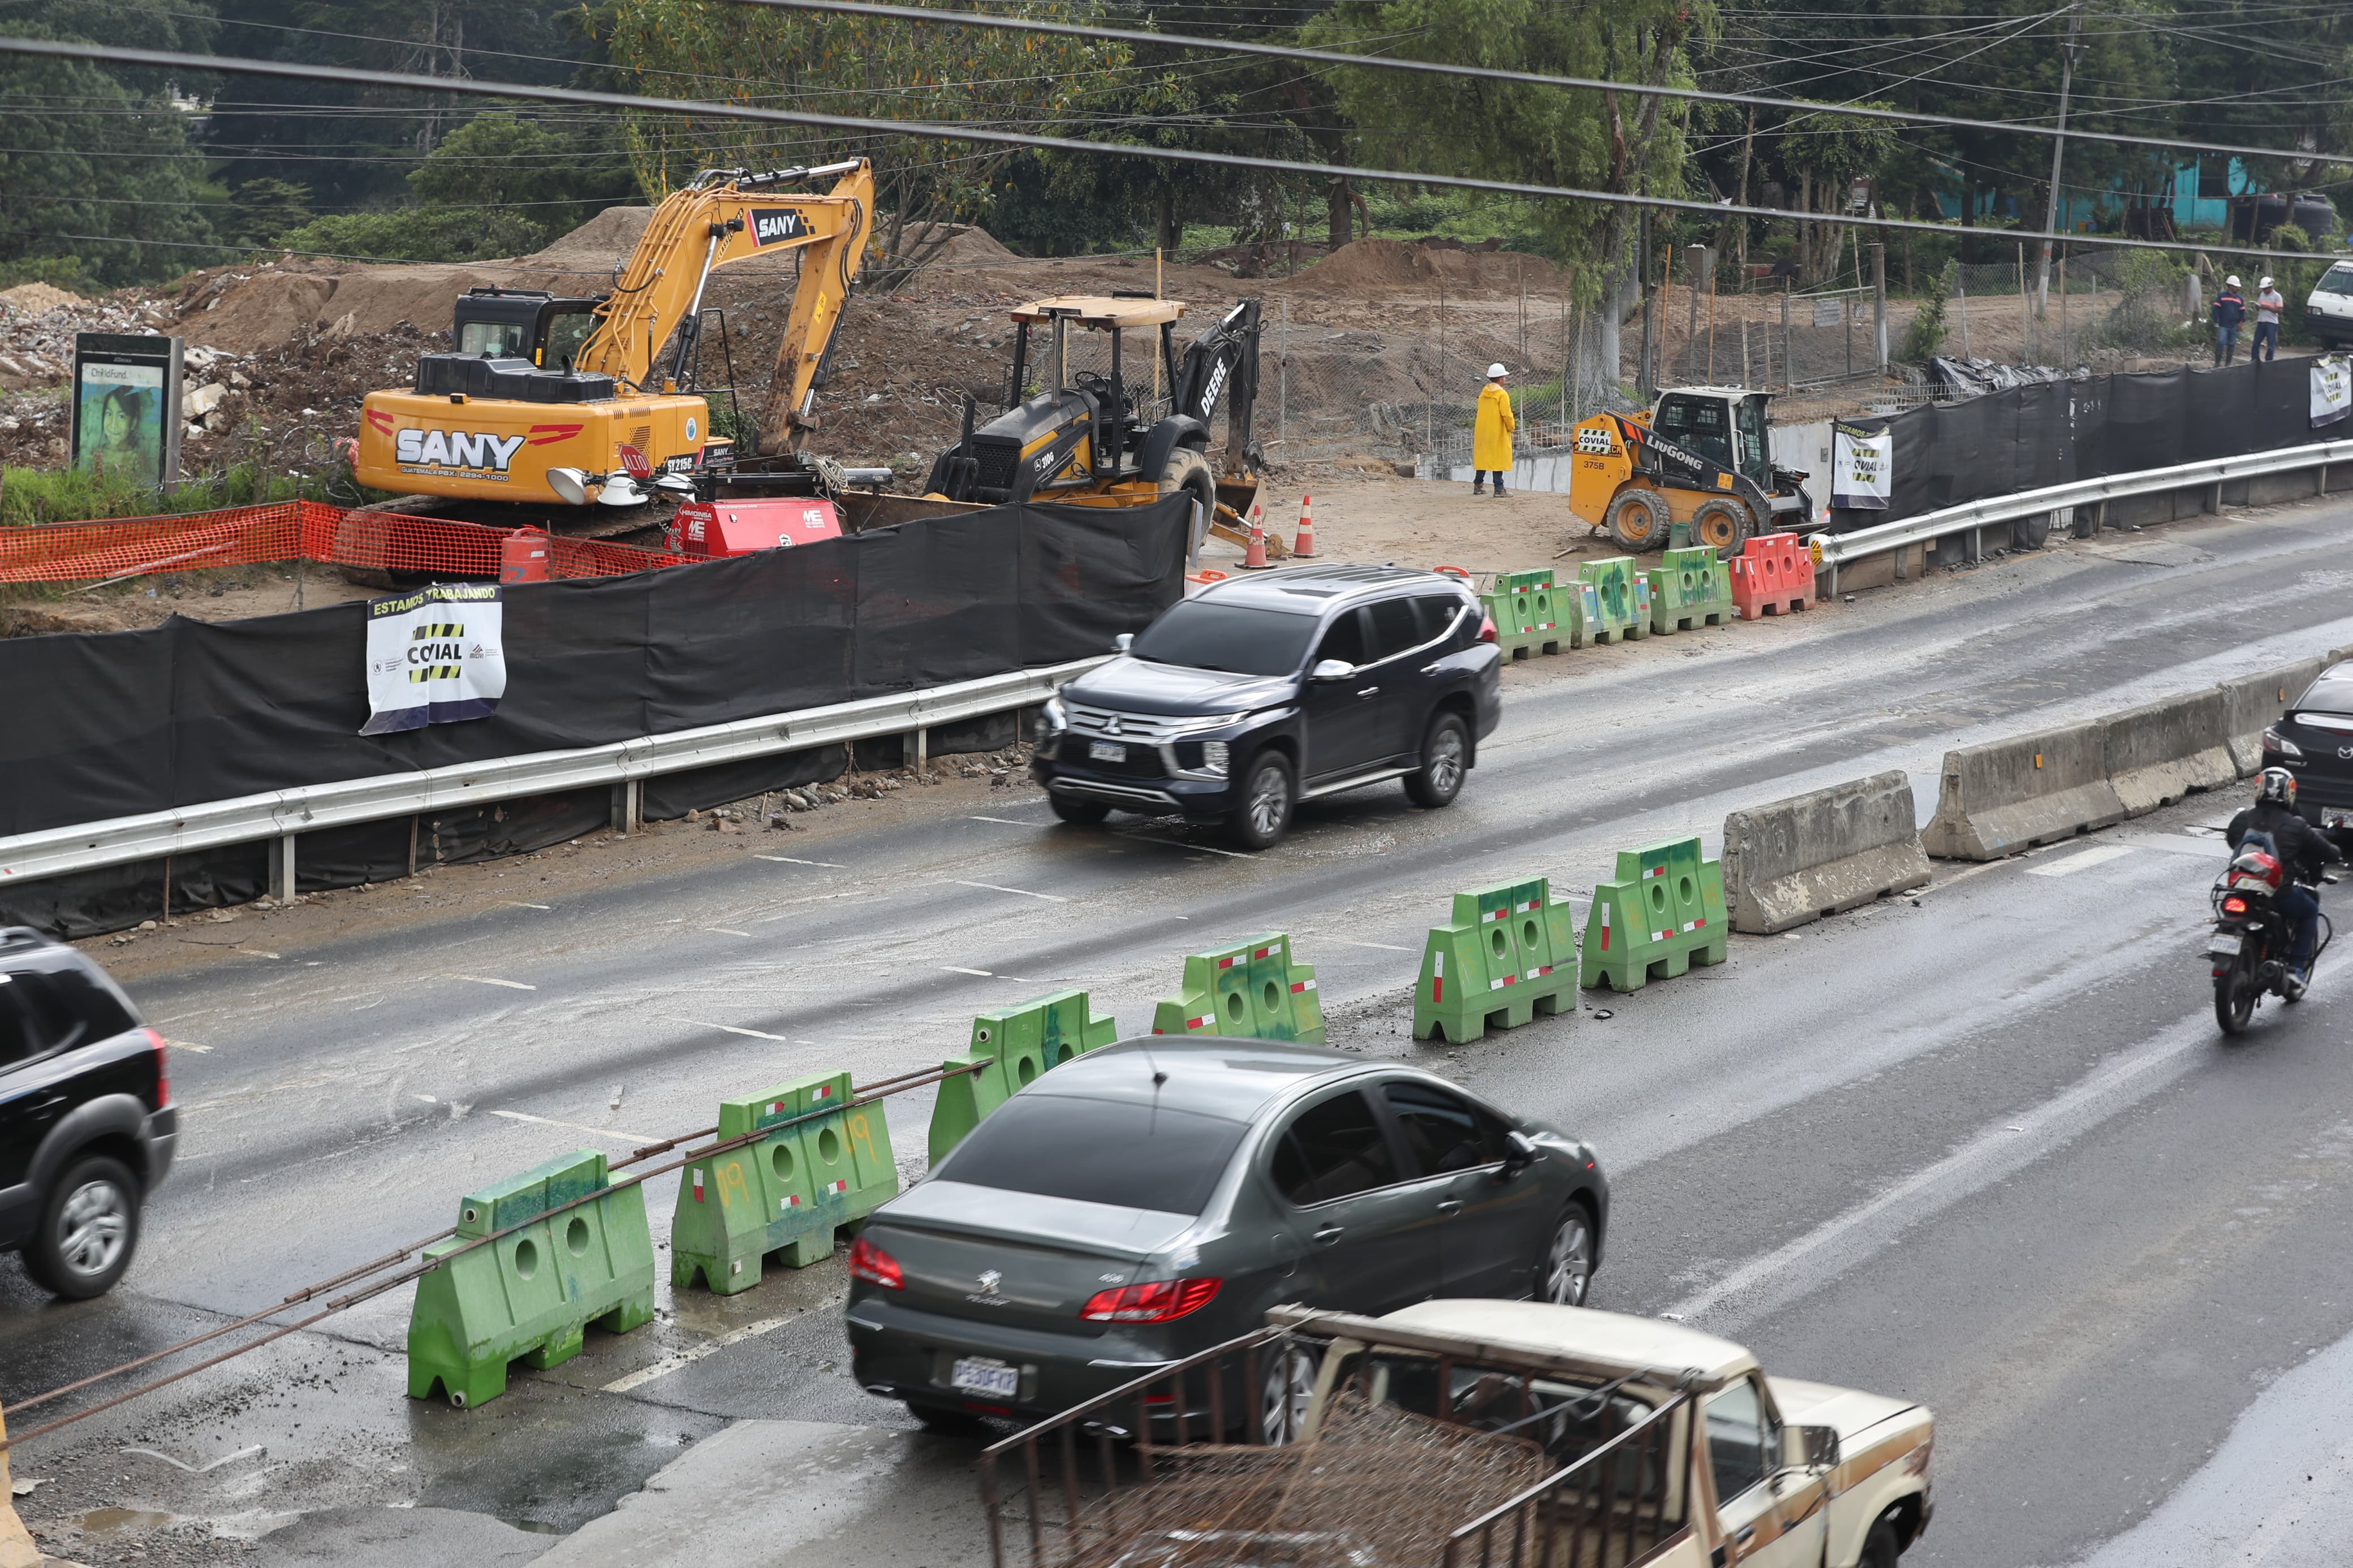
[1567,387,1813,556]
[923,297,1265,553]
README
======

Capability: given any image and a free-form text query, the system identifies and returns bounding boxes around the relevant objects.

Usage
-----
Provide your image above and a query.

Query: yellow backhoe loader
[1566,386,1815,553]
[356,159,873,508]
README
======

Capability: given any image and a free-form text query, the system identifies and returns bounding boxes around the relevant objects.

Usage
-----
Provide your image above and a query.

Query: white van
[2307,261,2353,349]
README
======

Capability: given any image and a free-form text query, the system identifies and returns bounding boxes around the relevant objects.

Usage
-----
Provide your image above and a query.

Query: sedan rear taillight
[847,1236,903,1290]
[1079,1277,1221,1323]
[1477,613,1498,644]
[2261,726,2303,759]
[144,1026,169,1107]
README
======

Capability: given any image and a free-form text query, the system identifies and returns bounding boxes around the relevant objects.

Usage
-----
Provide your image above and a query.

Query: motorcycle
[2208,845,2337,1035]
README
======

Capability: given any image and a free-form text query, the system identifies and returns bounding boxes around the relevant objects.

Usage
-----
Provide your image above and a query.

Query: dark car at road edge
[1,928,176,1299]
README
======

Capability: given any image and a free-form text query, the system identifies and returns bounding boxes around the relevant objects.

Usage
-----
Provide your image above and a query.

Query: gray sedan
[844,1038,1609,1437]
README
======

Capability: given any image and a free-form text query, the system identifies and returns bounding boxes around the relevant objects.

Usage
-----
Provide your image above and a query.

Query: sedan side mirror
[1498,1130,1539,1178]
[1310,658,1355,681]
[1114,633,1135,653]
[1782,1423,1840,1472]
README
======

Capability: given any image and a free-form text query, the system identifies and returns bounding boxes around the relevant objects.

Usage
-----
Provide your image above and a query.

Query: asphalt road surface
[7,495,2353,1568]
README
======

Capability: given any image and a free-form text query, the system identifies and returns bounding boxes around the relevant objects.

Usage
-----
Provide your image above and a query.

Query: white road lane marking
[757,856,846,869]
[670,1018,791,1042]
[602,1314,798,1393]
[950,880,1070,902]
[489,1109,659,1143]
[164,1039,212,1053]
[2027,843,2138,876]
[2121,834,2231,858]
[967,816,1042,826]
[701,928,752,938]
[500,901,552,910]
[446,973,537,990]
[1665,1009,2212,1327]
[941,966,994,977]
[1122,834,1252,859]
[1326,939,1415,953]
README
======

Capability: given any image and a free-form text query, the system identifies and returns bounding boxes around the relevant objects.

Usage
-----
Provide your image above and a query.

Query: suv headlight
[1202,740,1230,775]
[1174,737,1231,777]
[1040,696,1068,732]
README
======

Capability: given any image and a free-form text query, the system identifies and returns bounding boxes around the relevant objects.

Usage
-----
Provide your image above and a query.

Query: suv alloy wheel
[1229,751,1296,850]
[29,1154,141,1299]
[1405,712,1470,809]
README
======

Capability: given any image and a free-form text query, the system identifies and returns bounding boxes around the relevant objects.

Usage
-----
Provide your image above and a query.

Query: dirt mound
[167,260,530,353]
[0,282,83,317]
[1277,237,1566,299]
[903,223,1020,273]
[517,206,652,279]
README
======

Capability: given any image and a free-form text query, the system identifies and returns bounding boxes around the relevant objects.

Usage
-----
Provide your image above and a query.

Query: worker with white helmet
[1472,363,1515,495]
[2254,275,2286,362]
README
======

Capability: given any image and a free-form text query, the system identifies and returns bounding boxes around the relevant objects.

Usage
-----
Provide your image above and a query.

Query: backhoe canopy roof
[1010,296,1188,330]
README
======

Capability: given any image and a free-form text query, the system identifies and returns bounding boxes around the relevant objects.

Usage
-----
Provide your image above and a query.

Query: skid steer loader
[1566,386,1815,553]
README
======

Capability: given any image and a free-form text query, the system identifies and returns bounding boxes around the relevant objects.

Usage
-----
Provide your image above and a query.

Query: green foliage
[405,111,638,232]
[607,0,1125,269]
[1,460,333,529]
[273,206,554,264]
[1901,261,1955,361]
[221,180,315,250]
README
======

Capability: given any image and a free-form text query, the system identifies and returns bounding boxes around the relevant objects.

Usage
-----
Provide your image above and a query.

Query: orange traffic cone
[1242,504,1273,569]
[1292,494,1317,558]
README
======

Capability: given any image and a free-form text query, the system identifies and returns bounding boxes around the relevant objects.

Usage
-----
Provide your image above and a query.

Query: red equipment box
[669,498,843,559]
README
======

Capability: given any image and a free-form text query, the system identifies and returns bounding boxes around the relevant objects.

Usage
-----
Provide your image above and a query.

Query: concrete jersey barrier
[1923,722,2123,861]
[2218,658,2329,776]
[2101,689,2235,816]
[1723,772,1932,934]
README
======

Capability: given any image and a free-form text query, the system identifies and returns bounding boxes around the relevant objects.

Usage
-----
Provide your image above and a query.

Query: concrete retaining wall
[1723,771,1931,933]
[1923,723,2123,861]
[2103,689,2236,815]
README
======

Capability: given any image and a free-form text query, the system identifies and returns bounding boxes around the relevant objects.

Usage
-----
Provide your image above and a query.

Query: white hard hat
[1487,363,1509,379]
[2260,275,2274,288]
[2226,275,2241,287]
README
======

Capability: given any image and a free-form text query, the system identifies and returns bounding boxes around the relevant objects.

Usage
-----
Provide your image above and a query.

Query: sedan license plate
[951,1356,1020,1398]
[2206,932,2243,957]
[1087,740,1127,763]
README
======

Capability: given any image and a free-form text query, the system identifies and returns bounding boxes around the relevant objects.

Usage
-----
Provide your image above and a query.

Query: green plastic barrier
[408,1148,655,1409]
[928,989,1117,1163]
[1150,934,1325,1044]
[673,1085,851,1294]
[1481,572,1562,662]
[1647,546,1735,635]
[1578,556,1651,643]
[1566,580,1600,649]
[1579,835,1730,992]
[1413,878,1578,1043]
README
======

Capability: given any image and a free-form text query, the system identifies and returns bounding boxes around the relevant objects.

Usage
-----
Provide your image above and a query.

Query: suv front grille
[1065,703,1188,744]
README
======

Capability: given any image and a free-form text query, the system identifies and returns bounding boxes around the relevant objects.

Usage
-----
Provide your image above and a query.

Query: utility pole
[2035,3,2085,324]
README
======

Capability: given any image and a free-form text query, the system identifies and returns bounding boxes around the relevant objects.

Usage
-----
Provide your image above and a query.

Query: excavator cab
[923,296,1265,550]
[448,288,605,372]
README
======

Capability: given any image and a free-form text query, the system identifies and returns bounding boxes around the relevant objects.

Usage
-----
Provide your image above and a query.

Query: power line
[736,0,2353,171]
[0,36,2339,266]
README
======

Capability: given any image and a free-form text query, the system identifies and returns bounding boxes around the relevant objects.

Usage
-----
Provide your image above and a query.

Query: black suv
[1,929,175,1299]
[1033,565,1503,848]
[2264,660,2353,851]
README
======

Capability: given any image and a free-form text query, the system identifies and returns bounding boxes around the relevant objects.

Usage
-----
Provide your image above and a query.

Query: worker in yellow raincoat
[1472,364,1515,495]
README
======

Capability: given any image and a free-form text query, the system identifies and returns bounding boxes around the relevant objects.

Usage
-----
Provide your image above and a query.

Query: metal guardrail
[0,656,1107,889]
[1815,435,2353,591]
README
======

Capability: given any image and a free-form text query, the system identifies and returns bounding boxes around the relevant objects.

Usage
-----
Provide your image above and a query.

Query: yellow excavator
[355,159,873,508]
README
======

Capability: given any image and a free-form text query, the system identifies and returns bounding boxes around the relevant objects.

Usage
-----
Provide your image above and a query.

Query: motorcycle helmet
[2257,766,2298,807]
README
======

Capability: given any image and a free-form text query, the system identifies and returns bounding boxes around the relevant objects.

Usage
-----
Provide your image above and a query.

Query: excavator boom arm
[578,160,873,445]
[1174,300,1263,474]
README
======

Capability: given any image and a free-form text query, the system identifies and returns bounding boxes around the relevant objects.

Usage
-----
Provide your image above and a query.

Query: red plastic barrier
[0,499,678,585]
[1729,532,1813,620]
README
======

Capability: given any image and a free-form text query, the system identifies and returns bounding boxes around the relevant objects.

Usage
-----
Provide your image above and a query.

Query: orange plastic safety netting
[0,499,679,585]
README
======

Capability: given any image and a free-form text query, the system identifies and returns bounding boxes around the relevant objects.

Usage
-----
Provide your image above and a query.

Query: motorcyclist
[2226,767,2343,997]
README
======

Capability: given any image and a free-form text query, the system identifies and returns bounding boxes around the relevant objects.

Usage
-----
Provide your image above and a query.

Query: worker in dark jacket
[2212,275,2246,367]
[2226,767,2343,995]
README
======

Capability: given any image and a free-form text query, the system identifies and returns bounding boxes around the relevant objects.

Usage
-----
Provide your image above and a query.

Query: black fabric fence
[1833,357,2334,529]
[1,496,1188,935]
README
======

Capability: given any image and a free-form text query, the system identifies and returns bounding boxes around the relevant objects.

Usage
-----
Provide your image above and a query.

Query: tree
[0,0,222,286]
[223,179,313,249]
[606,0,1129,280]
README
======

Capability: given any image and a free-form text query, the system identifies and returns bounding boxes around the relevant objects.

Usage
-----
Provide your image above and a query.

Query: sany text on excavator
[355,160,873,509]
[920,296,1267,550]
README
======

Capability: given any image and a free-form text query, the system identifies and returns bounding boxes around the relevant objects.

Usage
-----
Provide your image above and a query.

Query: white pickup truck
[977,1297,1933,1568]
